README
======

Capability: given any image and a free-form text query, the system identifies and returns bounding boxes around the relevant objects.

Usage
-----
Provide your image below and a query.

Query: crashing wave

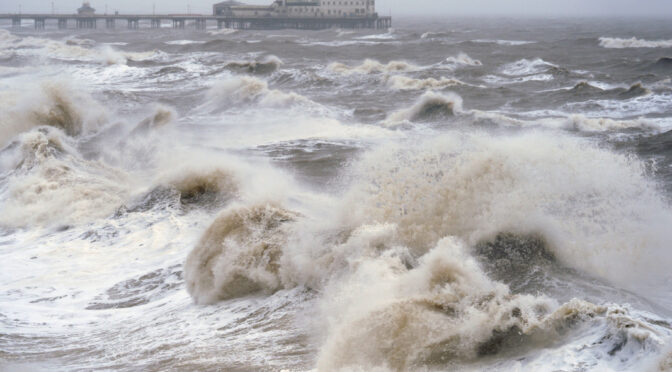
[203,76,314,110]
[472,39,535,46]
[501,58,557,76]
[207,28,238,36]
[356,30,396,41]
[184,204,296,304]
[0,82,108,147]
[0,29,161,65]
[132,105,176,134]
[328,59,420,75]
[315,236,667,370]
[155,165,238,207]
[0,128,130,228]
[569,81,604,93]
[420,31,451,39]
[551,81,650,100]
[174,120,672,369]
[385,75,467,91]
[599,37,672,49]
[385,91,463,124]
[164,40,207,46]
[537,114,656,132]
[224,55,283,75]
[443,52,482,69]
[341,131,672,289]
[620,82,651,98]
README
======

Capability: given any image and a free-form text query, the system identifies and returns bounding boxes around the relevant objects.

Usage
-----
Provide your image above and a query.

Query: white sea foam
[473,39,535,46]
[203,76,315,109]
[0,80,108,147]
[501,58,557,76]
[356,30,396,40]
[328,59,420,75]
[443,52,482,68]
[599,37,672,49]
[385,75,467,91]
[187,129,672,370]
[420,31,451,39]
[338,132,672,291]
[164,40,207,45]
[482,73,554,84]
[385,91,464,125]
[0,29,163,65]
[207,28,238,36]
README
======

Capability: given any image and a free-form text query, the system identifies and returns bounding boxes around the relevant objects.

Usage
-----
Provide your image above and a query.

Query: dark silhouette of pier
[0,13,391,30]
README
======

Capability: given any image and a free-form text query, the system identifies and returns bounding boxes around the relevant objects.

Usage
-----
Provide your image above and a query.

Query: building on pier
[77,2,96,16]
[213,0,376,18]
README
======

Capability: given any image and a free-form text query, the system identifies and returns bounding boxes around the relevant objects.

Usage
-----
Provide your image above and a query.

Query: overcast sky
[1,0,670,17]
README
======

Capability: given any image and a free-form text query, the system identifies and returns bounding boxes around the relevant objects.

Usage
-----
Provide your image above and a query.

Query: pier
[0,13,391,30]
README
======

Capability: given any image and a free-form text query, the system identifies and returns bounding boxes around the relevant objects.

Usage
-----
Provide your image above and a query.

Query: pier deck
[0,13,391,30]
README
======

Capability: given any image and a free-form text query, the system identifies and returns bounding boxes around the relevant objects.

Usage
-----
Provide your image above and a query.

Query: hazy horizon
[1,0,671,17]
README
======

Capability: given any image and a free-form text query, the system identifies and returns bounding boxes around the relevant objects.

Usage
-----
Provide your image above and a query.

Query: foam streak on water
[1,17,672,372]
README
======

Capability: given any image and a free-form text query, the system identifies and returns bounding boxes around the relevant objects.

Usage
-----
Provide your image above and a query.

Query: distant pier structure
[0,0,391,30]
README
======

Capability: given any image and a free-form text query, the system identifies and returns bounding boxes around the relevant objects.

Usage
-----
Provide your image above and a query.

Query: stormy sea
[1,16,672,372]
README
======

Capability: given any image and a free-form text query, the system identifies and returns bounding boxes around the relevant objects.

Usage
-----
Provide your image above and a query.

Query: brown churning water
[1,17,672,372]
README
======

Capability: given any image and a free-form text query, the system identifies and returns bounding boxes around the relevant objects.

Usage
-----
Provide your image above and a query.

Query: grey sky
[1,0,670,17]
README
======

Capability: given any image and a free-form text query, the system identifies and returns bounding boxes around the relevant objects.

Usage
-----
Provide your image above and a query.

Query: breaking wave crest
[443,52,482,68]
[184,204,296,304]
[203,76,315,110]
[207,28,238,36]
[177,116,672,369]
[316,236,666,370]
[328,59,420,75]
[501,58,557,76]
[382,90,655,132]
[316,237,555,369]
[132,105,176,134]
[0,81,108,147]
[420,31,451,39]
[539,114,657,132]
[599,37,672,49]
[306,131,672,369]
[385,91,463,124]
[225,55,283,75]
[342,132,672,289]
[0,30,161,65]
[385,75,467,91]
[155,166,238,207]
[0,128,131,228]
[473,39,535,46]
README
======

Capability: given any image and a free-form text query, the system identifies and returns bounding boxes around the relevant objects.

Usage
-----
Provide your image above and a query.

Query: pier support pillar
[76,18,96,29]
[34,18,45,30]
[151,19,161,29]
[58,19,67,29]
[127,19,139,29]
[172,19,185,29]
[12,18,21,28]
[195,19,206,30]
[106,18,115,29]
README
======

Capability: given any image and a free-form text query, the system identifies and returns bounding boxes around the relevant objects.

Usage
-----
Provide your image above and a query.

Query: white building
[78,1,96,15]
[213,0,376,18]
